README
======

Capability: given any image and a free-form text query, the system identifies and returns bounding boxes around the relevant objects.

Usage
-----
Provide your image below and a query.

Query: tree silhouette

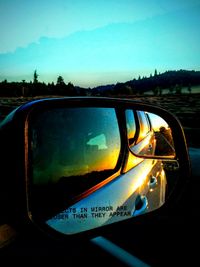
[56,75,65,85]
[33,70,39,84]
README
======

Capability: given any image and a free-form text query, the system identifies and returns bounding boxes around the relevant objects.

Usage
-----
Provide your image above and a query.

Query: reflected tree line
[0,69,200,97]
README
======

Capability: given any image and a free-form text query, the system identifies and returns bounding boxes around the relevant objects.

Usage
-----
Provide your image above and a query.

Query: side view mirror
[0,97,190,239]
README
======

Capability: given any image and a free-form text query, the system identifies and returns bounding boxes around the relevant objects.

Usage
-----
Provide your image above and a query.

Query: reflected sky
[147,113,169,131]
[31,107,121,184]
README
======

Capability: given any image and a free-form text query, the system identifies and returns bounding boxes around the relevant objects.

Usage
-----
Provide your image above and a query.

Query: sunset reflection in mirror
[30,107,121,221]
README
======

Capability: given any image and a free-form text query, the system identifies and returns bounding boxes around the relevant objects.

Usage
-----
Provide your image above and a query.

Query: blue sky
[0,0,200,87]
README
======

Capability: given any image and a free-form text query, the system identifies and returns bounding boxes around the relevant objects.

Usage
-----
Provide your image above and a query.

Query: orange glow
[161,169,165,178]
[132,170,148,190]
[86,148,120,173]
[33,147,121,184]
[139,131,148,140]
[125,152,143,172]
[124,152,158,195]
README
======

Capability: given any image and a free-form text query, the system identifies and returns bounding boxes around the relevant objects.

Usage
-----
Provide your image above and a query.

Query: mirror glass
[29,106,179,235]
[126,110,175,158]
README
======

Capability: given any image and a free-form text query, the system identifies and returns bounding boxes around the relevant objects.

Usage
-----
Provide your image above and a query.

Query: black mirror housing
[0,97,191,240]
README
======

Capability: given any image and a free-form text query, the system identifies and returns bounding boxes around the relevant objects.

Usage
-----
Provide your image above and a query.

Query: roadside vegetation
[0,69,200,97]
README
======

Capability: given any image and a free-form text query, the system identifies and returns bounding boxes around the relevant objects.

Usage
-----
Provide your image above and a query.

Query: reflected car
[31,107,168,234]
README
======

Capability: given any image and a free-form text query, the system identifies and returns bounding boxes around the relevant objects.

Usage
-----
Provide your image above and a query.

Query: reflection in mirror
[29,106,179,235]
[126,110,176,158]
[30,107,121,219]
[148,112,175,157]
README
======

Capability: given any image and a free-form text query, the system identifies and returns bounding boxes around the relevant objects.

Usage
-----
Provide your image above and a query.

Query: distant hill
[92,70,200,96]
